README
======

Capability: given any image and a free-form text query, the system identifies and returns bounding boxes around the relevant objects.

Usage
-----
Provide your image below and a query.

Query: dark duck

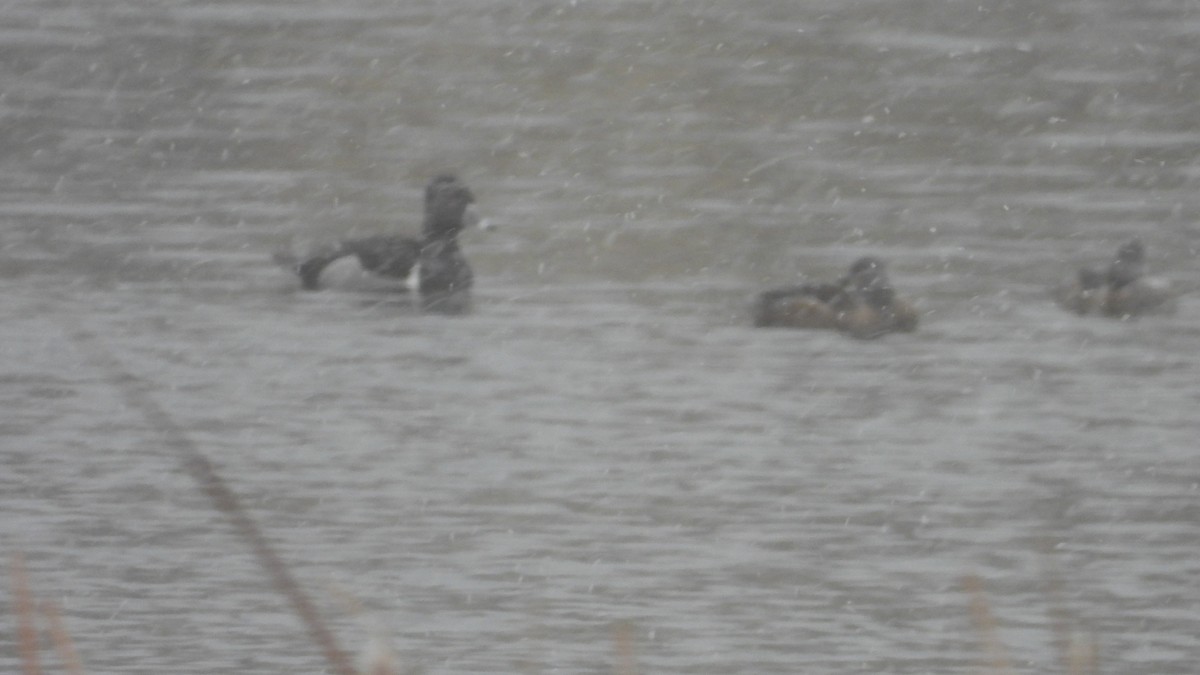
[277,174,481,313]
[754,256,919,339]
[1054,239,1176,318]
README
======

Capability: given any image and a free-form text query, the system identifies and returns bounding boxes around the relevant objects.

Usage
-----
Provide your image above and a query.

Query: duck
[1054,266,1107,316]
[276,174,480,313]
[754,256,919,339]
[1054,239,1176,318]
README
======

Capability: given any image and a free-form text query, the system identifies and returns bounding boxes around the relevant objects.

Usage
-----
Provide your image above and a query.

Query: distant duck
[1055,266,1107,316]
[276,174,483,313]
[754,256,919,339]
[1054,239,1176,318]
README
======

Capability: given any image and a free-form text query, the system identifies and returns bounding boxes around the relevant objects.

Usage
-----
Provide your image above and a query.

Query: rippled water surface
[3,2,1199,674]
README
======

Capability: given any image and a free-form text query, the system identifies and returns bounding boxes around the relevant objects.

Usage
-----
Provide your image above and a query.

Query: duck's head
[1108,238,1146,288]
[423,174,476,237]
[843,257,896,306]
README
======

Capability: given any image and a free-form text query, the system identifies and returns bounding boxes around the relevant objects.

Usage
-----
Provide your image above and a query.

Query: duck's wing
[834,298,918,340]
[274,236,422,290]
[756,282,844,304]
[753,284,842,328]
[1052,267,1106,315]
[1052,281,1098,315]
[273,242,356,290]
[341,236,423,279]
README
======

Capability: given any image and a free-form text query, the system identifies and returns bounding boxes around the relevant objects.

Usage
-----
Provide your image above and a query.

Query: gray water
[2,2,1199,673]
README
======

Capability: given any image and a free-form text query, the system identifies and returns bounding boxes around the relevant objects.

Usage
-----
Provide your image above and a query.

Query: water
[2,1,1199,673]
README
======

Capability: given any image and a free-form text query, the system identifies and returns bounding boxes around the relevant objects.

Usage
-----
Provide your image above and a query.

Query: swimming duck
[1055,266,1107,316]
[1054,239,1176,318]
[277,174,480,313]
[754,256,919,339]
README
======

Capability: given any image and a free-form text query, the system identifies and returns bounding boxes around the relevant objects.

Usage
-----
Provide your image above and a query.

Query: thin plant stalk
[67,328,357,675]
[42,601,86,675]
[963,574,1016,675]
[11,554,43,675]
[612,621,638,675]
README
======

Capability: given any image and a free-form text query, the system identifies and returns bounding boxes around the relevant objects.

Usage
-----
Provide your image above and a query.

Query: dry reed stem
[358,640,399,675]
[1040,554,1073,673]
[1038,552,1098,675]
[1065,630,1098,675]
[41,601,86,675]
[962,574,1016,675]
[11,554,43,675]
[612,621,638,675]
[67,328,357,675]
[329,584,398,675]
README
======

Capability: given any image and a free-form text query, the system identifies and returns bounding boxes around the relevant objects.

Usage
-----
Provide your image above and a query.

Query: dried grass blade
[962,574,1016,675]
[42,601,86,675]
[612,621,638,675]
[11,554,43,675]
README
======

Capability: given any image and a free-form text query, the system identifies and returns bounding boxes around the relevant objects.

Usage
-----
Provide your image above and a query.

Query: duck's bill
[463,204,497,232]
